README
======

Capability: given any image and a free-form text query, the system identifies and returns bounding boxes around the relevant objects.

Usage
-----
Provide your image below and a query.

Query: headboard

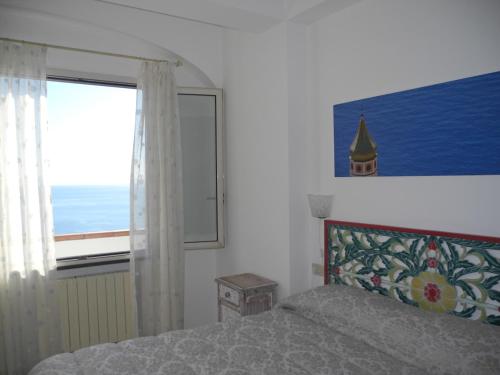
[324,220,500,325]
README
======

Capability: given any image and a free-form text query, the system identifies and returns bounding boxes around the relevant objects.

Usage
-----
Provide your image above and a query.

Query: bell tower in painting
[349,115,378,176]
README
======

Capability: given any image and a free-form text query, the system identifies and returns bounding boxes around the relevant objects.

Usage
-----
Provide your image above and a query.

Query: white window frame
[48,76,225,272]
[179,87,225,250]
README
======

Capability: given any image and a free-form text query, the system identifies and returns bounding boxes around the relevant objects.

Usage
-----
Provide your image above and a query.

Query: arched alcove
[0,5,217,87]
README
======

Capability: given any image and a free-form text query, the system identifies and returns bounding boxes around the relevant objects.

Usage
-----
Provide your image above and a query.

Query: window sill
[55,249,147,278]
[56,252,130,278]
[55,230,129,242]
[55,229,225,277]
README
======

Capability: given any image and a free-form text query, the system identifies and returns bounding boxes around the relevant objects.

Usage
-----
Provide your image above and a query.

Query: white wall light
[307,194,333,219]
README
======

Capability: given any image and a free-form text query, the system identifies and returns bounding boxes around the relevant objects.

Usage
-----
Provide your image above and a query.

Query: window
[48,78,224,262]
[178,88,224,249]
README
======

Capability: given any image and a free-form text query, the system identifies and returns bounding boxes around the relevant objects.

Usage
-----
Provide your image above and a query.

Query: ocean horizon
[51,185,129,235]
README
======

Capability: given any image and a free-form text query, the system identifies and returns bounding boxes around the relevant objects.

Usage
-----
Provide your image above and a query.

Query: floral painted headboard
[324,220,500,325]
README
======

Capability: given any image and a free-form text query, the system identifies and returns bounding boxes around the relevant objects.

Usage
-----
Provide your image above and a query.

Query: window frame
[48,76,225,270]
[178,87,225,250]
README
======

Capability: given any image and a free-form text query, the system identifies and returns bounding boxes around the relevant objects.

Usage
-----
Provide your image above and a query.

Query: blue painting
[333,71,500,177]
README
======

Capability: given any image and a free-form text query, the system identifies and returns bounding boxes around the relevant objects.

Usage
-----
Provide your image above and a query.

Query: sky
[47,81,136,186]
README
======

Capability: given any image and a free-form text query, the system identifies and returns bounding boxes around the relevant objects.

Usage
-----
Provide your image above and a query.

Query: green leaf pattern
[327,223,500,325]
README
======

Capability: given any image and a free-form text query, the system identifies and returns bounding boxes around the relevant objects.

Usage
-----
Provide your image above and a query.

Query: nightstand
[215,273,278,322]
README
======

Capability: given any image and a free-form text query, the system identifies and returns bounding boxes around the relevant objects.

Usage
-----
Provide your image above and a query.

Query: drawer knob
[224,291,231,298]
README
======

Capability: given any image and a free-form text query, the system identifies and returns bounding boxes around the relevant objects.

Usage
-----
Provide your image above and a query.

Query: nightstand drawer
[220,284,240,306]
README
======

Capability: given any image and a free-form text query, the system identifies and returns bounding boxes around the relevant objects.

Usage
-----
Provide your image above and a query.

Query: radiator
[57,272,135,352]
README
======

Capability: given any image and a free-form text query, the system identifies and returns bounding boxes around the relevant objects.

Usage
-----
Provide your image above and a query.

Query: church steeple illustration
[349,115,378,176]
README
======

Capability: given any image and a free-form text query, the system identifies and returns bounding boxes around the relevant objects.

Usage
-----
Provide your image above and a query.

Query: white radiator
[57,272,135,352]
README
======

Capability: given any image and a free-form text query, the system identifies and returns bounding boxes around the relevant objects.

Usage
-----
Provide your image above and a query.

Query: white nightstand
[215,273,278,322]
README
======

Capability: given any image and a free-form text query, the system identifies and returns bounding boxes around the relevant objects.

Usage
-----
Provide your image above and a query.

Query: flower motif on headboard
[325,221,500,325]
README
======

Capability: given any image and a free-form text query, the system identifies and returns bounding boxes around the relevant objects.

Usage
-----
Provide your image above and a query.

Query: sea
[51,185,129,235]
[333,70,500,177]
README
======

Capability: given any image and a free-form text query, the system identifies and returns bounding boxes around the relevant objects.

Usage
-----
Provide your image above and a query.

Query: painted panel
[324,220,500,325]
[333,71,500,177]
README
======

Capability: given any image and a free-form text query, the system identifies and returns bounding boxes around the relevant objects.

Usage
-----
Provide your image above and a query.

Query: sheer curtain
[0,41,62,374]
[130,61,184,336]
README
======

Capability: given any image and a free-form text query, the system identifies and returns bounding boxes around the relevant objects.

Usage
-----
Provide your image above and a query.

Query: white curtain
[0,42,62,374]
[130,61,184,336]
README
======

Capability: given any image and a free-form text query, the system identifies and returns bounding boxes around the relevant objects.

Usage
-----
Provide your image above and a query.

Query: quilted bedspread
[30,285,500,375]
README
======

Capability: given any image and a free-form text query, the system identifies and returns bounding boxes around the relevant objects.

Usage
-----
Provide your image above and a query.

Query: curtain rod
[0,37,183,67]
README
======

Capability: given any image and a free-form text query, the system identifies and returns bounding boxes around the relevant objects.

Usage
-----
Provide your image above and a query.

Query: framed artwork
[333,71,500,177]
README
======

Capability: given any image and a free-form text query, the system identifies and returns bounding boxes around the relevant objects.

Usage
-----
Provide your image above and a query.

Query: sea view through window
[48,81,225,256]
[47,80,136,238]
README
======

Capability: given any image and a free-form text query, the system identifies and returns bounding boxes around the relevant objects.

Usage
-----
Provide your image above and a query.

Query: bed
[30,221,500,375]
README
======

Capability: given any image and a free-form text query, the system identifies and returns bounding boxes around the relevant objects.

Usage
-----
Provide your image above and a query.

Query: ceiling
[96,0,363,33]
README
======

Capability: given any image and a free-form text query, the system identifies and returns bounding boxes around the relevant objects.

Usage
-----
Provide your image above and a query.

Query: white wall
[286,22,314,295]
[0,3,222,87]
[0,0,223,328]
[307,0,500,283]
[217,24,292,298]
[217,20,318,298]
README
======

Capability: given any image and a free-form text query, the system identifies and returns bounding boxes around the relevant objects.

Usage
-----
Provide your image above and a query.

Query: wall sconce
[308,194,333,265]
[307,194,333,219]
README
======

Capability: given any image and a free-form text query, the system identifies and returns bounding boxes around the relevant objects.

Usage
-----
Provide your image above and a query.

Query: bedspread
[29,310,422,374]
[30,284,500,375]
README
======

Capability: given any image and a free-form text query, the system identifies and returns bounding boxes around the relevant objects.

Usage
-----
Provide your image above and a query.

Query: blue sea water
[51,185,129,235]
[333,71,500,177]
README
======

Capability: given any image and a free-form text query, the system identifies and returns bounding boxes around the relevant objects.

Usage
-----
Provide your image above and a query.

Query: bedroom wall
[217,24,292,298]
[286,22,314,296]
[0,0,223,328]
[218,21,317,299]
[306,0,500,285]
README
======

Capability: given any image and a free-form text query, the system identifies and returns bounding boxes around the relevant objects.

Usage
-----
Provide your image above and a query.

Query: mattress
[30,284,500,375]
